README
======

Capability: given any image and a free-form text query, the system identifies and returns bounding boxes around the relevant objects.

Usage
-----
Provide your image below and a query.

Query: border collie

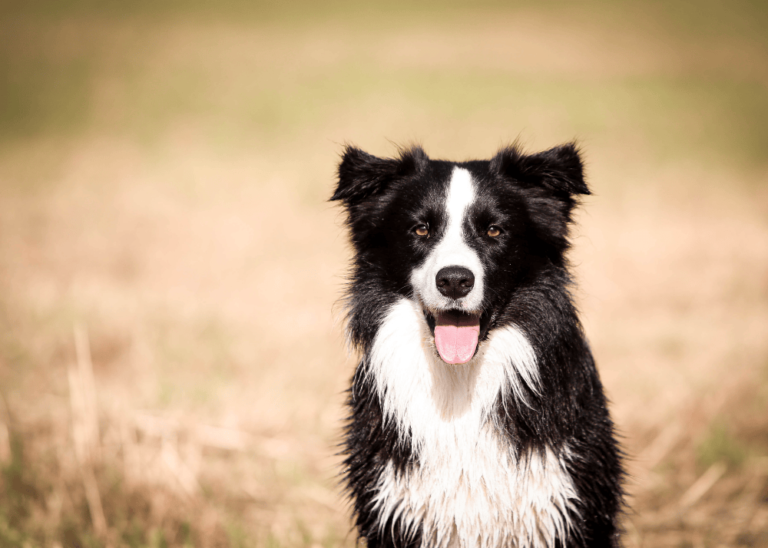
[331,143,623,548]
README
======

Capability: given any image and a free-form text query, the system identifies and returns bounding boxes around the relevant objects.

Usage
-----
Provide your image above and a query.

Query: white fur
[368,298,578,548]
[410,167,485,313]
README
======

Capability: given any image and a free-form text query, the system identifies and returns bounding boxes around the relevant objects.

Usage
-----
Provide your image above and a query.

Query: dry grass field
[1,1,767,547]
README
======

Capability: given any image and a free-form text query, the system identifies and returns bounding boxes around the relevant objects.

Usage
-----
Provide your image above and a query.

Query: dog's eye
[487,225,502,238]
[414,224,429,237]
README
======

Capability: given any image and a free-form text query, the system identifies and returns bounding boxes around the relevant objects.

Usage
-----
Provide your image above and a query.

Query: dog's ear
[491,142,589,198]
[491,143,589,255]
[331,145,428,207]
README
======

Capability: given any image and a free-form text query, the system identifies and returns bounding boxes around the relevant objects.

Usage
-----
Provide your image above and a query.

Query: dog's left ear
[491,142,589,198]
[491,143,589,253]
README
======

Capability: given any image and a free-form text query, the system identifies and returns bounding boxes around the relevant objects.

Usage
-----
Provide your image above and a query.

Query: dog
[331,143,624,548]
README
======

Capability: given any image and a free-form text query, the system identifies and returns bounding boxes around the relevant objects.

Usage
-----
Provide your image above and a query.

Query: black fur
[332,143,624,548]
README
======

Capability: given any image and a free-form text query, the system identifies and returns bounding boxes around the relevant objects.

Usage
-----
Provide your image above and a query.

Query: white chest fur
[367,299,578,548]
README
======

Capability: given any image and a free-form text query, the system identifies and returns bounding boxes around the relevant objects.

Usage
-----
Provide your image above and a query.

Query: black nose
[436,266,475,299]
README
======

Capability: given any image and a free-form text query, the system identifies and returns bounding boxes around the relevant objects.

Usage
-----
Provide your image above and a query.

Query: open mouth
[424,309,490,365]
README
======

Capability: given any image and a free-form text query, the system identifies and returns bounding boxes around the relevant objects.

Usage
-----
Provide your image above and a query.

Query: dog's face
[332,144,588,364]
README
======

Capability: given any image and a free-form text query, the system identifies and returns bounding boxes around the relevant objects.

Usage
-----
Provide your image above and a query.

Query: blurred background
[0,0,767,546]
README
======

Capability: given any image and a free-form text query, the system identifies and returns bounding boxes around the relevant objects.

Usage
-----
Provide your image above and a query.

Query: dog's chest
[368,299,578,548]
[374,412,577,548]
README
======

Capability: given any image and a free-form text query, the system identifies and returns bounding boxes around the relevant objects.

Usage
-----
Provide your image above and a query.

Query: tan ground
[1,2,767,547]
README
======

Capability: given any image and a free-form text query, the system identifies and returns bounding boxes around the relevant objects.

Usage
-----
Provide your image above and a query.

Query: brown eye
[414,224,429,237]
[487,225,501,238]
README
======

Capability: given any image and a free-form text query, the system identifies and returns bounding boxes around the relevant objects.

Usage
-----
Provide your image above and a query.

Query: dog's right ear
[331,145,427,207]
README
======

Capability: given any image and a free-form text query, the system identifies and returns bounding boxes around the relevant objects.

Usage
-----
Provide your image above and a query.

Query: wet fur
[332,144,624,548]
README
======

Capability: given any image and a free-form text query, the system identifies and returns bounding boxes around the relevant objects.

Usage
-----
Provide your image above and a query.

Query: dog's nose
[436,266,475,299]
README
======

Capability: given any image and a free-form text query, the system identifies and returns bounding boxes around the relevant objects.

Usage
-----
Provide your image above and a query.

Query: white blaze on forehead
[446,166,475,218]
[410,166,485,312]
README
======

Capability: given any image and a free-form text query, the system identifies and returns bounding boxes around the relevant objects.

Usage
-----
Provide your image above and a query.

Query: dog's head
[332,143,588,364]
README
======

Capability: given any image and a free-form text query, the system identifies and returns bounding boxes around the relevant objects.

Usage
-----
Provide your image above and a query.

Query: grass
[0,1,767,547]
[697,420,749,471]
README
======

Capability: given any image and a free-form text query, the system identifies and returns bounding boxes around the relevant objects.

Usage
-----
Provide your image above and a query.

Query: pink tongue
[434,313,480,365]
